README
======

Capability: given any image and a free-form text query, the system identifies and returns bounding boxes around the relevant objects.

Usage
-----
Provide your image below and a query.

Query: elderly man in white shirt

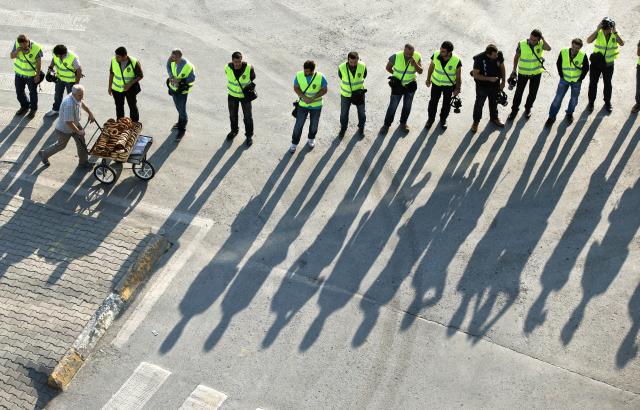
[39,84,95,168]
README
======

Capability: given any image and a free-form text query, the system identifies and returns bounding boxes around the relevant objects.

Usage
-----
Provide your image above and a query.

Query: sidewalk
[0,193,167,409]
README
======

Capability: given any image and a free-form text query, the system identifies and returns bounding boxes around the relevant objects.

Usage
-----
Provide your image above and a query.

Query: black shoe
[587,102,594,112]
[565,114,574,125]
[544,118,555,128]
[226,131,238,140]
[245,137,253,147]
[338,128,347,139]
[15,107,28,116]
[425,118,435,129]
[176,130,186,141]
[439,120,448,131]
[524,109,532,119]
[358,128,365,139]
[27,109,37,119]
[605,103,613,113]
[379,124,390,135]
[38,151,49,167]
[507,111,517,121]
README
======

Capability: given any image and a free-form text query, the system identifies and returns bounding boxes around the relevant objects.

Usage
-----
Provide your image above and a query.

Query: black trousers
[473,83,499,122]
[511,73,541,112]
[112,90,139,122]
[228,95,253,137]
[428,84,454,121]
[588,63,614,105]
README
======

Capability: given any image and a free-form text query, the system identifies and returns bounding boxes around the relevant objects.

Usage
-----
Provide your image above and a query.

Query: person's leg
[636,67,640,106]
[488,87,499,120]
[440,86,453,121]
[399,91,416,124]
[41,130,71,161]
[52,80,65,111]
[26,77,37,111]
[72,133,89,165]
[228,95,240,133]
[241,99,253,137]
[383,93,401,126]
[173,94,188,130]
[339,95,350,130]
[473,85,487,122]
[524,74,541,110]
[14,75,29,109]
[511,74,529,112]
[549,80,570,119]
[603,64,614,105]
[356,101,366,131]
[588,64,602,104]
[291,106,308,145]
[126,92,139,121]
[113,91,125,119]
[308,108,322,140]
[427,86,441,121]
[566,82,582,115]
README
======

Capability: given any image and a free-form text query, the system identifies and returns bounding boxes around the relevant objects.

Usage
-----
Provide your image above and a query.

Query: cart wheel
[133,160,155,181]
[94,164,117,184]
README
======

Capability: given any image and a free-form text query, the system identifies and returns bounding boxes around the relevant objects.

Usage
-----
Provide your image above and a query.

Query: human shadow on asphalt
[525,115,639,336]
[261,127,420,349]
[618,281,640,368]
[446,108,600,341]
[159,146,304,353]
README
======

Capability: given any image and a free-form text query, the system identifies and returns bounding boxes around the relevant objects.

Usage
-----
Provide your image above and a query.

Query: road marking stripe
[101,362,171,410]
[179,385,227,410]
[0,73,55,95]
[0,10,89,31]
[111,225,210,348]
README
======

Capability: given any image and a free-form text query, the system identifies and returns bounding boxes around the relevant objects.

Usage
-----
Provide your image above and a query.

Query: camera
[496,91,508,107]
[508,74,517,90]
[601,17,615,30]
[450,96,462,114]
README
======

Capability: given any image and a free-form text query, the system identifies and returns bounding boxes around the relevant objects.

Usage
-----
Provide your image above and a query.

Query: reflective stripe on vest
[296,71,324,108]
[53,52,77,83]
[518,39,545,75]
[225,64,252,98]
[431,51,459,87]
[338,61,366,97]
[594,30,619,64]
[393,51,421,85]
[13,41,42,77]
[170,60,195,94]
[561,48,585,83]
[111,57,138,92]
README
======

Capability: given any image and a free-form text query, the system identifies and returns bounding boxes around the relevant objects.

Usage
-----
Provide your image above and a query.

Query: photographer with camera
[381,43,423,134]
[45,45,82,118]
[226,51,256,147]
[10,34,43,118]
[545,39,589,127]
[338,51,367,139]
[508,29,552,121]
[470,44,506,133]
[425,41,461,131]
[167,49,195,141]
[586,17,624,113]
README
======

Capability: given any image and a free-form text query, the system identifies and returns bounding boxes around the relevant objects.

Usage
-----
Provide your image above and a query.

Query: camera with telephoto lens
[601,17,615,30]
[508,74,517,90]
[450,96,462,114]
[496,90,508,107]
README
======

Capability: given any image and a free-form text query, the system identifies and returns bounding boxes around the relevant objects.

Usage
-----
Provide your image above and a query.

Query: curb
[48,235,170,390]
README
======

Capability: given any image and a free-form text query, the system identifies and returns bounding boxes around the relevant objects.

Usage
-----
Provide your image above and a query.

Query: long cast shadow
[618,280,640,368]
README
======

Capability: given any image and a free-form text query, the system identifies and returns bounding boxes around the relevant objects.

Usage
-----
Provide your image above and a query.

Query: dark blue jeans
[172,93,188,130]
[292,106,321,145]
[340,95,366,130]
[53,81,74,111]
[383,90,415,126]
[15,75,38,110]
[549,79,582,119]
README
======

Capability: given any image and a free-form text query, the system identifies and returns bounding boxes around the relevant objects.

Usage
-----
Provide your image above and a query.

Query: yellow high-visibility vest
[431,51,460,87]
[53,52,78,83]
[111,57,138,92]
[170,59,195,94]
[225,64,251,98]
[13,40,42,77]
[338,61,365,97]
[518,39,545,75]
[561,48,585,83]
[393,51,422,85]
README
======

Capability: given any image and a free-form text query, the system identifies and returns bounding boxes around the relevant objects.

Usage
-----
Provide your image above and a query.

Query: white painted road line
[101,362,171,410]
[0,73,55,94]
[0,10,89,31]
[179,385,228,410]
[111,225,210,349]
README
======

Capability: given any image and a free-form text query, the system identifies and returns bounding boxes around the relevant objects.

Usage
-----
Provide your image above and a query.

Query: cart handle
[84,117,103,148]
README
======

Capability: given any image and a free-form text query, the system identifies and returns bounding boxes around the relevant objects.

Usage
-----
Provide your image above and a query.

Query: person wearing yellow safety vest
[545,39,590,128]
[226,51,256,147]
[45,44,82,117]
[10,34,43,117]
[338,51,367,139]
[290,60,327,153]
[108,46,143,122]
[167,49,195,141]
[587,18,625,113]
[508,29,552,121]
[633,40,640,113]
[425,41,461,131]
[382,43,423,134]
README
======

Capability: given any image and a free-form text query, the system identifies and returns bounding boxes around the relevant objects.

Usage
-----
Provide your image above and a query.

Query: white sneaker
[307,139,315,148]
[45,110,59,117]
[289,144,297,153]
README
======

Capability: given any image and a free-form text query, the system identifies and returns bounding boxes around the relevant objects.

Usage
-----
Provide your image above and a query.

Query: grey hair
[171,49,182,57]
[71,84,85,95]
